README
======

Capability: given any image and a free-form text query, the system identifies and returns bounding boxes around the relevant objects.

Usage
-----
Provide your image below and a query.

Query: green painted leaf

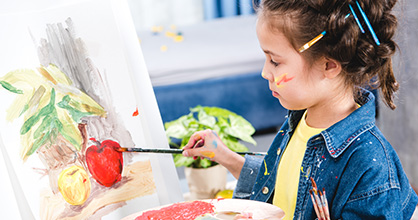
[26,131,50,156]
[19,104,29,117]
[33,115,53,139]
[55,118,79,150]
[20,89,55,135]
[57,95,92,123]
[0,80,23,94]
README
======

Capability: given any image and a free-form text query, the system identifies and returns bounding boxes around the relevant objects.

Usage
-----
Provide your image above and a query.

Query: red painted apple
[86,138,123,187]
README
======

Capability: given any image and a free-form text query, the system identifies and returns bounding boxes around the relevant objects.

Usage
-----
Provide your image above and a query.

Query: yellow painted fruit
[58,165,91,206]
[215,189,234,199]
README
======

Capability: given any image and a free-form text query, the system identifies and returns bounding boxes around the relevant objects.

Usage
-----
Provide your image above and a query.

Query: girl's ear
[323,58,342,79]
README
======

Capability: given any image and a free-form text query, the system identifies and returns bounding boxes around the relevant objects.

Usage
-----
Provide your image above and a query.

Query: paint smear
[201,151,215,159]
[132,107,139,117]
[212,140,218,148]
[275,73,294,88]
[263,160,270,176]
[135,200,214,220]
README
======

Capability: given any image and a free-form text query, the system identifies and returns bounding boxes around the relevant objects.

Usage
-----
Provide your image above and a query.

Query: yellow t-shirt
[273,111,325,219]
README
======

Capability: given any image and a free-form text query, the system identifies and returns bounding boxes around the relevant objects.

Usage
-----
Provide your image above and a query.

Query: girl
[182,0,418,219]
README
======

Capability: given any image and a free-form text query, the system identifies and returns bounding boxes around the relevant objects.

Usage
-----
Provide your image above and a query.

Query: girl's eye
[270,59,279,67]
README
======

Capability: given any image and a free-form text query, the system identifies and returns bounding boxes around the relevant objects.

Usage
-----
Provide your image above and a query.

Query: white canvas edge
[109,0,184,205]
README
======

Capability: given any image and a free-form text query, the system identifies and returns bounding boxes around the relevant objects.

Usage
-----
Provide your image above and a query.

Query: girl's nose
[261,69,274,82]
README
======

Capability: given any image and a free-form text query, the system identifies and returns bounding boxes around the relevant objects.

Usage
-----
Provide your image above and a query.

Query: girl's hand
[182,129,245,179]
[182,129,227,162]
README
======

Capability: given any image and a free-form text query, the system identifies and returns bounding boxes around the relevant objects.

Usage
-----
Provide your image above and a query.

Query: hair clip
[299,12,354,53]
[349,4,365,33]
[298,31,327,53]
[298,0,382,54]
[355,1,380,45]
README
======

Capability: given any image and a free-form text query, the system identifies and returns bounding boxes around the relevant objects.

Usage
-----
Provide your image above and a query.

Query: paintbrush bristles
[310,177,318,189]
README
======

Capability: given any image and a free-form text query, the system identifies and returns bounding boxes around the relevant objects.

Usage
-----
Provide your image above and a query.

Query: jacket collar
[287,89,376,158]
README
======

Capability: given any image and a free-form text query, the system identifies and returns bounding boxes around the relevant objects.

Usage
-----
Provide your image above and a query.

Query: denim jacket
[233,90,418,219]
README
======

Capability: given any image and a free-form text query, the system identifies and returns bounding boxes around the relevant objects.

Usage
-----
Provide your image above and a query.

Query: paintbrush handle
[235,151,267,156]
[118,148,183,154]
[117,148,266,156]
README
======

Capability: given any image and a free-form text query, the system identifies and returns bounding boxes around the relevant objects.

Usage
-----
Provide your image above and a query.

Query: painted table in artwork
[122,199,285,220]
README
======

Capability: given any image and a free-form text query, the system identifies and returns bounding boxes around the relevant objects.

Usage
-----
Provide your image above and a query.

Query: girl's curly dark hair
[256,0,399,109]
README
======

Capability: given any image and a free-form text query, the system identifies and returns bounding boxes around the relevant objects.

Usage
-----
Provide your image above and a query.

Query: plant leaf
[223,138,249,152]
[173,154,195,167]
[199,158,212,168]
[197,108,216,128]
[202,106,235,118]
[166,105,257,168]
[224,115,256,145]
[165,115,189,139]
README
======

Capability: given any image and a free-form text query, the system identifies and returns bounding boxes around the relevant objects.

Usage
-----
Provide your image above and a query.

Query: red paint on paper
[135,200,215,220]
[86,139,123,187]
[133,107,139,117]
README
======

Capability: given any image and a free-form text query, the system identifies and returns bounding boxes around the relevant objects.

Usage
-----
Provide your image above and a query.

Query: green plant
[165,106,256,168]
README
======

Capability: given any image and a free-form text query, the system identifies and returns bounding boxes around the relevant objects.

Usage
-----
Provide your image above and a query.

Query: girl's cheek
[275,73,295,89]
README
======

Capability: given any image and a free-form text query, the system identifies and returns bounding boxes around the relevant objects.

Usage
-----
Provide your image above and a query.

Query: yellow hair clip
[298,31,327,53]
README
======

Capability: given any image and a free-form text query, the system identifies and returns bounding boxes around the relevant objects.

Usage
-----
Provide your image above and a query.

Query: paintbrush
[117,147,267,156]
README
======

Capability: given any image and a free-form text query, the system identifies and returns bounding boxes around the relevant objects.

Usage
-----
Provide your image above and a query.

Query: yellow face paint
[201,151,215,158]
[261,72,266,78]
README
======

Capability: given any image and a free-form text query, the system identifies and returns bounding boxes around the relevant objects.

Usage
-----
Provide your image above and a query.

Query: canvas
[0,0,182,219]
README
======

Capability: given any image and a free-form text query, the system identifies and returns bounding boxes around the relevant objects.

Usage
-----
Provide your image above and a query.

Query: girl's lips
[272,90,280,98]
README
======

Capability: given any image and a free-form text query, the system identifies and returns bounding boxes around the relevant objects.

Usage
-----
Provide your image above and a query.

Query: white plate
[122,199,285,220]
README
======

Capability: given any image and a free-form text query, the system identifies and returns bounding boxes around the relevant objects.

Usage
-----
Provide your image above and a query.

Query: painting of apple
[58,165,91,205]
[86,138,123,187]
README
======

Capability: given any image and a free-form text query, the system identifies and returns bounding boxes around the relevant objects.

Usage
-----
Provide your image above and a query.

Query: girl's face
[256,18,328,111]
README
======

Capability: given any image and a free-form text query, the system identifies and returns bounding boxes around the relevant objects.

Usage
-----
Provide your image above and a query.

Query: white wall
[378,0,418,189]
[127,0,204,32]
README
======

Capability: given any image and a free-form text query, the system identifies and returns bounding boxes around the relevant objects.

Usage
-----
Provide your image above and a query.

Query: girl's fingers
[184,132,203,150]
